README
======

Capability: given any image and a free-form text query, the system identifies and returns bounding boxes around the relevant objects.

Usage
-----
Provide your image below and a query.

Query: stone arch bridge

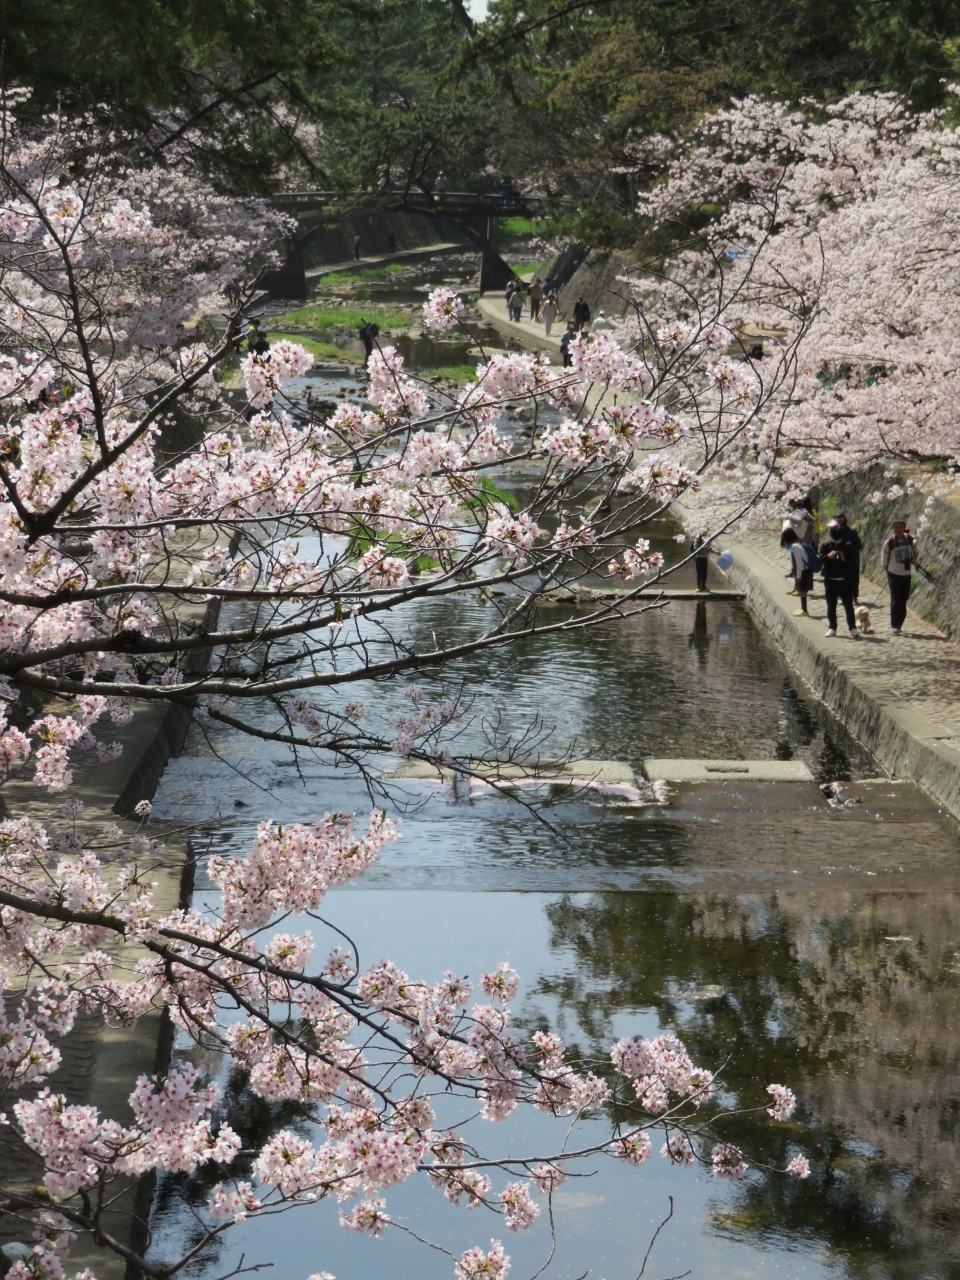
[262,190,552,300]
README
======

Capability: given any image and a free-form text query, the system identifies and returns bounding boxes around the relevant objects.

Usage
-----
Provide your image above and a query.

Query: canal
[146,252,960,1280]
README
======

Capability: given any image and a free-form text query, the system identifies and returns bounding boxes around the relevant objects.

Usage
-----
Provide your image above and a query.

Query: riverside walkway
[726,529,960,819]
[477,294,563,353]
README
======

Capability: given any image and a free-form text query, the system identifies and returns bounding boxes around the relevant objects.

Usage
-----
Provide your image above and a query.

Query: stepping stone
[390,758,636,783]
[643,758,813,782]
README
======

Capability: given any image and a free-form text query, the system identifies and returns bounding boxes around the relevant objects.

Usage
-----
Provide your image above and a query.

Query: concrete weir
[724,532,960,822]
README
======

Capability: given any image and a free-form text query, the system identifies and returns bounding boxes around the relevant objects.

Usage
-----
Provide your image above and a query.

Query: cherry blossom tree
[617,89,960,529]
[0,92,813,1280]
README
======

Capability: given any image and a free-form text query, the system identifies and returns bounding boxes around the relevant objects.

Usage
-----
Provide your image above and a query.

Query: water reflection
[536,885,960,1275]
[144,252,960,1279]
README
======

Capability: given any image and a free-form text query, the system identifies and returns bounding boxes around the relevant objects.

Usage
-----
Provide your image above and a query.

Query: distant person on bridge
[541,291,558,336]
[435,172,448,194]
[359,321,380,367]
[529,279,543,319]
[353,233,362,261]
[573,296,591,331]
[387,230,397,254]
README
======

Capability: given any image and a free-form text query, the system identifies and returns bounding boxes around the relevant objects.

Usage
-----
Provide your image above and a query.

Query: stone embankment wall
[557,249,639,317]
[820,466,960,642]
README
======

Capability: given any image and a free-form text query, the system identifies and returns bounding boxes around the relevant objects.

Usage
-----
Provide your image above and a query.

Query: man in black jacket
[573,296,591,331]
[834,513,863,602]
[819,528,860,639]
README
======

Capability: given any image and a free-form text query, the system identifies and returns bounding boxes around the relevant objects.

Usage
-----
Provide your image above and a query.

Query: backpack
[801,541,820,572]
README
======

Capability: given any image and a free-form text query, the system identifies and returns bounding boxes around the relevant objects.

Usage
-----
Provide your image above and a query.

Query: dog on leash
[854,605,872,633]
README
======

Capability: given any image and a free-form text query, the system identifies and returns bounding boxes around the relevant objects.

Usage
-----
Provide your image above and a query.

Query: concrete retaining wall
[821,467,960,642]
[725,543,960,821]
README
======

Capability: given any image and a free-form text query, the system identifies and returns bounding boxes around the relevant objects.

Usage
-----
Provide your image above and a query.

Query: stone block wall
[821,468,960,641]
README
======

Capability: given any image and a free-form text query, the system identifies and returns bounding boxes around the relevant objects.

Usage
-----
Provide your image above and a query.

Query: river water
[147,253,960,1280]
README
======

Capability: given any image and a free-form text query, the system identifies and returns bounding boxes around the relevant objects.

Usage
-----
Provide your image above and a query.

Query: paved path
[477,294,563,352]
[727,528,960,817]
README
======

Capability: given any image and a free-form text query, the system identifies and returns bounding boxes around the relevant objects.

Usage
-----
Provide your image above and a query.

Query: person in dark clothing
[833,513,863,601]
[782,528,814,615]
[353,233,362,262]
[506,278,523,322]
[253,330,270,355]
[881,518,918,633]
[560,321,576,367]
[245,318,264,352]
[691,530,718,592]
[572,296,591,331]
[359,321,380,367]
[819,530,860,639]
[387,230,397,254]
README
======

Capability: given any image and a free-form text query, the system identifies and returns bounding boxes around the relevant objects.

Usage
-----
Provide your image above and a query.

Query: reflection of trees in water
[363,592,875,776]
[535,890,960,1276]
[148,1060,313,1274]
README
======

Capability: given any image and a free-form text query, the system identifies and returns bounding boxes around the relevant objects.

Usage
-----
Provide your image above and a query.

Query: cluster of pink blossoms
[423,286,465,332]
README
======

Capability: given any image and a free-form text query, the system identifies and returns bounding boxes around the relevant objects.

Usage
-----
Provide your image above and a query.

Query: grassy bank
[318,262,410,284]
[420,364,480,385]
[270,332,364,363]
[279,304,410,333]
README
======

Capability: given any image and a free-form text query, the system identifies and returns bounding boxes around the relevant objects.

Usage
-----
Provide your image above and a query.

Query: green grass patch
[419,364,480,385]
[466,475,518,513]
[278,304,410,333]
[270,332,363,362]
[510,262,541,277]
[502,217,539,236]
[318,261,410,283]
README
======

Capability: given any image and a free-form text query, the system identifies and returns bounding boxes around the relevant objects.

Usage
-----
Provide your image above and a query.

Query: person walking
[819,525,859,639]
[541,292,558,336]
[353,232,362,262]
[387,230,397,254]
[782,528,815,616]
[692,530,719,593]
[591,309,612,332]
[529,278,543,320]
[435,171,448,194]
[835,512,863,602]
[573,295,591,331]
[881,518,918,634]
[245,318,264,352]
[359,321,380,367]
[560,321,577,368]
[507,278,524,322]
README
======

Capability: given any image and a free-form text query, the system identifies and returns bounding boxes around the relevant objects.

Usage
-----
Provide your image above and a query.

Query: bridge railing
[273,190,554,217]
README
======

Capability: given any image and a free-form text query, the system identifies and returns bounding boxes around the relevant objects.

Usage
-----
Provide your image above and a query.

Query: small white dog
[854,605,872,634]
